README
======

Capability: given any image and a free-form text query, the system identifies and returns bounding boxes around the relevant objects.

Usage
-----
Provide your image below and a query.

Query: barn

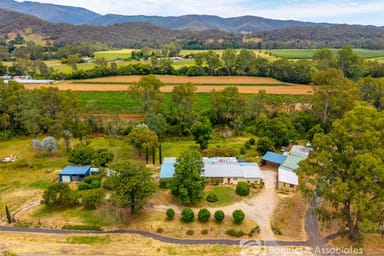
[59,165,91,182]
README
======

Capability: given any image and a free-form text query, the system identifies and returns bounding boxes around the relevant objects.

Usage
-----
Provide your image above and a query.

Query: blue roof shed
[59,165,91,182]
[262,151,287,165]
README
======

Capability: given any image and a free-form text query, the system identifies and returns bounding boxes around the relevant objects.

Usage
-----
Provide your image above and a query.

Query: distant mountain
[0,9,239,48]
[0,0,100,24]
[0,8,383,49]
[0,0,333,32]
[89,14,333,33]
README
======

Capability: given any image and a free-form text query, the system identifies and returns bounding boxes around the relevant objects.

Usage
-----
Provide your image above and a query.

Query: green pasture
[94,49,134,60]
[50,62,97,73]
[268,48,384,59]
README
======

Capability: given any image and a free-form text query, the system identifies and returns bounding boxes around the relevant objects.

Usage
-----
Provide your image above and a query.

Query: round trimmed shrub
[249,138,256,145]
[156,227,164,233]
[214,210,225,223]
[186,229,194,236]
[206,192,218,202]
[201,229,209,235]
[166,208,175,220]
[232,209,245,224]
[236,181,250,196]
[198,208,211,222]
[181,208,194,223]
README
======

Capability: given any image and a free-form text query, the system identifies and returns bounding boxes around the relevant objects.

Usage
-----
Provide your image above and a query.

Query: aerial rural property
[0,0,384,255]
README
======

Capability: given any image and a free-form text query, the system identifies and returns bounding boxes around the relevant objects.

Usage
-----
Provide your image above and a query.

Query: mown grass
[204,186,244,207]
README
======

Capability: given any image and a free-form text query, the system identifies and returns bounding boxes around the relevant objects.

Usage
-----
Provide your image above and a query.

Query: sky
[16,0,384,26]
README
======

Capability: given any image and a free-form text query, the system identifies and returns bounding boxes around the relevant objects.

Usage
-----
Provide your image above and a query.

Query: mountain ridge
[0,0,362,33]
[0,8,383,49]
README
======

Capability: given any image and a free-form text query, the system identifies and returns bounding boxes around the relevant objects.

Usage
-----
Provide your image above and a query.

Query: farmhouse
[159,157,263,185]
[59,165,91,182]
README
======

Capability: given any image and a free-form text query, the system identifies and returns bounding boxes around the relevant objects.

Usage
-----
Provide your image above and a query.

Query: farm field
[268,48,384,60]
[24,75,313,95]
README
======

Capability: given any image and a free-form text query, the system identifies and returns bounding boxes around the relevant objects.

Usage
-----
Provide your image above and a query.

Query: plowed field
[24,76,313,95]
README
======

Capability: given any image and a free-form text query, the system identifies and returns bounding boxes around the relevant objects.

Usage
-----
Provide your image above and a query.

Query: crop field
[268,48,384,59]
[75,91,307,114]
[75,91,211,113]
[24,76,313,96]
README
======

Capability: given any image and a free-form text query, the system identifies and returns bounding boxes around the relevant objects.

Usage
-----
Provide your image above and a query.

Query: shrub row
[166,208,245,224]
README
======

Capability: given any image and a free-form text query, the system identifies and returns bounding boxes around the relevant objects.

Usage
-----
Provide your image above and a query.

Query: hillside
[0,8,383,49]
[253,25,384,49]
[0,0,334,33]
[0,0,100,24]
[0,9,239,48]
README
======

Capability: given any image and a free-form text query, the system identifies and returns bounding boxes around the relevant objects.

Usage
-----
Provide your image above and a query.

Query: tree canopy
[110,161,156,214]
[171,149,206,204]
[298,104,384,241]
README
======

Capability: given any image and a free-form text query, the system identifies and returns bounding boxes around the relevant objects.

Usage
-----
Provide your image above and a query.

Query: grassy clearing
[0,136,135,215]
[271,192,307,240]
[0,137,68,212]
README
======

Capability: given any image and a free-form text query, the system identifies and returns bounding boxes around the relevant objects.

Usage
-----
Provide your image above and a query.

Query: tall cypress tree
[5,205,12,224]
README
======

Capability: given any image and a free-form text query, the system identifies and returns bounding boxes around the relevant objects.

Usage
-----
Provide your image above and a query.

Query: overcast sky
[16,0,384,26]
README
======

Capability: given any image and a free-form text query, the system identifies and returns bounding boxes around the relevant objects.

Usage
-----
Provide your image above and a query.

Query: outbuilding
[59,165,91,182]
[262,151,287,167]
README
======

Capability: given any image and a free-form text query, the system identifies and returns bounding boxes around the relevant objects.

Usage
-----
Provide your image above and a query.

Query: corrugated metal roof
[290,145,311,159]
[240,163,264,179]
[281,155,303,171]
[262,151,287,164]
[159,158,176,178]
[278,167,298,185]
[159,157,263,180]
[203,164,243,177]
[60,165,91,175]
